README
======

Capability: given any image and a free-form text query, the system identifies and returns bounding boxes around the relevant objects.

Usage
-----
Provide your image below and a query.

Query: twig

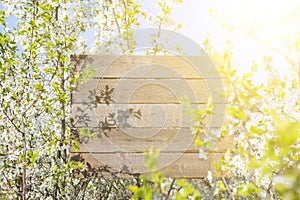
[213,153,235,200]
[165,178,176,200]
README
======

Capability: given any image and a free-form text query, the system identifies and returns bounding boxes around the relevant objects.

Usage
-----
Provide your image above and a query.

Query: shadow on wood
[71,55,230,178]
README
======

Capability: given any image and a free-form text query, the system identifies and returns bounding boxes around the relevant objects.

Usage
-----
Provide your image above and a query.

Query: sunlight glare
[207,0,300,83]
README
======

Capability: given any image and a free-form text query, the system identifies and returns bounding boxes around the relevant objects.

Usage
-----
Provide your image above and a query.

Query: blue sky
[0,3,17,31]
[0,1,212,48]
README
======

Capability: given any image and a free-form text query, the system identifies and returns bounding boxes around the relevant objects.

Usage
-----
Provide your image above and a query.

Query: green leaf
[227,107,237,116]
[237,110,246,120]
[145,147,160,171]
[129,185,139,193]
[250,126,265,135]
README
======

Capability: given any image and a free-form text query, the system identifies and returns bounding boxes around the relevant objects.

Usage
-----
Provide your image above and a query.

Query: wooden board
[71,152,225,178]
[73,79,226,104]
[73,128,232,153]
[71,55,229,178]
[75,55,224,79]
[72,103,225,128]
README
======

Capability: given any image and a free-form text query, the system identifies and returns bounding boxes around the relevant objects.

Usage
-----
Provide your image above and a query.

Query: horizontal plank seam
[91,77,228,80]
[72,126,223,128]
[71,103,227,105]
[70,151,226,154]
[71,102,227,104]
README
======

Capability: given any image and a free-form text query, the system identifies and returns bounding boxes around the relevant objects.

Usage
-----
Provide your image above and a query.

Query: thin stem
[165,178,176,200]
[214,153,235,200]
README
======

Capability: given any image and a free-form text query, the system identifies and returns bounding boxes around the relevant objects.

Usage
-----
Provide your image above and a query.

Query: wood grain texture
[72,103,226,128]
[71,152,225,178]
[73,79,226,104]
[72,128,232,153]
[76,55,224,79]
[71,55,229,178]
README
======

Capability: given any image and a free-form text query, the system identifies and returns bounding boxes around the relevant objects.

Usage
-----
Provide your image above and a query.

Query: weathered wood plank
[73,79,226,104]
[72,128,232,153]
[76,55,223,79]
[72,104,226,128]
[71,55,229,178]
[71,152,225,178]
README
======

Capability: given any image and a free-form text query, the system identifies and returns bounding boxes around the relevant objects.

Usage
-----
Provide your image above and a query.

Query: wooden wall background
[71,55,229,178]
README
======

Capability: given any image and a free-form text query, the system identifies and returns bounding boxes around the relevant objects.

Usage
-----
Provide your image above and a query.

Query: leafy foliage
[1,0,299,199]
[0,0,182,199]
